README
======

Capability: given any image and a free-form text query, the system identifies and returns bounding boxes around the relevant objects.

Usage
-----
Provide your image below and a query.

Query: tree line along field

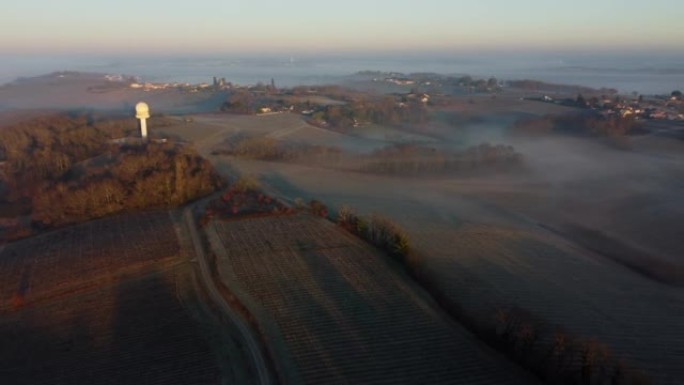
[405,221,684,384]
[0,211,180,312]
[206,214,537,385]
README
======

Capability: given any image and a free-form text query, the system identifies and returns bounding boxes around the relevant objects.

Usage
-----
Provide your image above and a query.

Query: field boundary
[183,205,275,385]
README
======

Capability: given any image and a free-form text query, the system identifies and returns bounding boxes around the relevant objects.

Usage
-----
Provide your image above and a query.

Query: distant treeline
[310,96,428,129]
[211,135,342,162]
[297,85,430,128]
[359,143,523,176]
[220,85,430,129]
[336,206,410,262]
[0,114,222,238]
[507,79,618,95]
[211,136,522,177]
[512,112,643,137]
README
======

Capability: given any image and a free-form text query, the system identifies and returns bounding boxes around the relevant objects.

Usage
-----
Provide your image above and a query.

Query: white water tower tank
[135,102,150,140]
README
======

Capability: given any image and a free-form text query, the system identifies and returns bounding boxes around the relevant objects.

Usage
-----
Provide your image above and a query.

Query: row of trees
[336,206,410,262]
[211,135,343,162]
[513,112,642,137]
[359,143,523,176]
[490,307,651,384]
[507,80,617,95]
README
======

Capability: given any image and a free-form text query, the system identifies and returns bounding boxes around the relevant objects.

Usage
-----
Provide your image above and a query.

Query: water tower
[135,102,150,140]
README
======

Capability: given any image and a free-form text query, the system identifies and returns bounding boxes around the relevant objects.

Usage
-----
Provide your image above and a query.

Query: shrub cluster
[31,143,222,229]
[336,206,409,261]
[0,114,223,235]
[308,200,329,217]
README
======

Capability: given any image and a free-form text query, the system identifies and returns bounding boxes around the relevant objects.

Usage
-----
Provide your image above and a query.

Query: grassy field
[206,214,536,385]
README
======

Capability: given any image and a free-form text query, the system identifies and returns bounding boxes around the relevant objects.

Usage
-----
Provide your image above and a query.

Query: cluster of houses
[128,81,218,93]
[105,74,236,93]
[608,104,682,121]
[531,94,684,121]
[381,77,416,86]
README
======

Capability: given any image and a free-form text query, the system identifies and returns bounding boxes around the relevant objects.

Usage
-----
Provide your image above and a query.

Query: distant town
[104,70,684,122]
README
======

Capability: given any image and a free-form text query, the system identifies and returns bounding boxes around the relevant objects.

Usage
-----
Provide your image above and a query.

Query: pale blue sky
[2,0,682,54]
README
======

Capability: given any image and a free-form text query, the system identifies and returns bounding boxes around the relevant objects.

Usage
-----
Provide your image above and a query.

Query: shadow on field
[543,223,684,286]
[261,172,311,201]
[0,273,221,385]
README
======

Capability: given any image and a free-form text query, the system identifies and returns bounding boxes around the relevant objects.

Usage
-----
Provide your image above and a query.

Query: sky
[1,0,682,55]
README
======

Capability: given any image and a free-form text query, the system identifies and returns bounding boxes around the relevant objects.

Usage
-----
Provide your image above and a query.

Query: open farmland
[239,162,684,384]
[0,211,180,311]
[407,222,684,384]
[0,266,224,385]
[206,214,536,385]
[0,210,257,384]
[160,95,684,383]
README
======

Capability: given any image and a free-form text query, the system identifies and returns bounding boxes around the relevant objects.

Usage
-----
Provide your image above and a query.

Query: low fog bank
[540,140,679,240]
[178,105,684,280]
[213,108,684,283]
[434,115,684,280]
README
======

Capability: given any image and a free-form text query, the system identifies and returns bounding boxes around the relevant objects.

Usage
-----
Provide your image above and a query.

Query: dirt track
[183,206,274,385]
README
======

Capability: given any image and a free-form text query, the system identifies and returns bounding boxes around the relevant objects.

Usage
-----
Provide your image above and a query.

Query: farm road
[183,206,273,385]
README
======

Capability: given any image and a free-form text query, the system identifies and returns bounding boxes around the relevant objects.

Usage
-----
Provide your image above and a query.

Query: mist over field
[3,0,684,382]
[1,57,683,384]
[263,112,684,271]
[170,88,684,382]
